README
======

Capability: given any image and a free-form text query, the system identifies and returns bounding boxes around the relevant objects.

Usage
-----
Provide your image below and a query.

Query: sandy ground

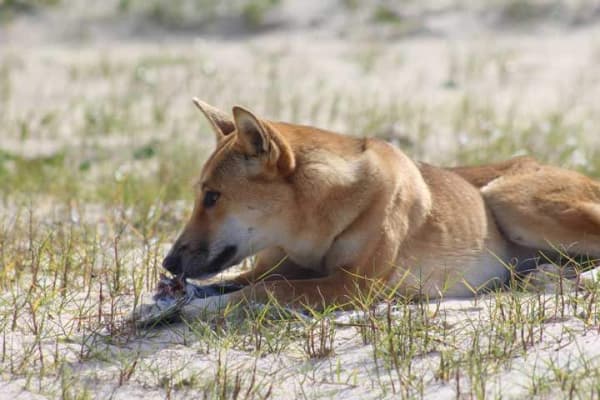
[4,291,600,399]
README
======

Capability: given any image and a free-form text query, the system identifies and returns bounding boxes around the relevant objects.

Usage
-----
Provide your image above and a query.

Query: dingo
[162,99,600,309]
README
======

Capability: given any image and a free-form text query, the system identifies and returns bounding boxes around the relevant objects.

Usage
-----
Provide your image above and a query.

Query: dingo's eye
[203,191,220,208]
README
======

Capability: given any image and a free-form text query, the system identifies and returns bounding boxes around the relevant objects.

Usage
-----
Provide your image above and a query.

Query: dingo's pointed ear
[232,106,295,176]
[232,106,270,155]
[192,98,235,141]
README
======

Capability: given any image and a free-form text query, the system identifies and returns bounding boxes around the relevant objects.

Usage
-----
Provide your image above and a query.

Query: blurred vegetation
[3,0,599,30]
[0,0,60,9]
[118,0,281,30]
[0,0,59,22]
[0,0,282,29]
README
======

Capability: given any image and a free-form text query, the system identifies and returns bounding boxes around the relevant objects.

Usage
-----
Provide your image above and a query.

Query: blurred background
[1,0,600,208]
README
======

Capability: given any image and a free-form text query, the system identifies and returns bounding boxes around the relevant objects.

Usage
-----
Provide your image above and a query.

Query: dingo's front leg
[231,247,325,285]
[229,269,375,309]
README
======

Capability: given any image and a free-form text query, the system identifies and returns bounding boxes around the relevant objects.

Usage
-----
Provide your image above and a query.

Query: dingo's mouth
[187,245,238,279]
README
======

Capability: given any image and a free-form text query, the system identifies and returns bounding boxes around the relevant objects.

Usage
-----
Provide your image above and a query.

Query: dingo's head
[162,99,296,279]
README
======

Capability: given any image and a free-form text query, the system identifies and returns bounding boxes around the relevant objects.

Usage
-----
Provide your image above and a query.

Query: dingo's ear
[192,98,235,141]
[232,106,270,155]
[232,106,295,176]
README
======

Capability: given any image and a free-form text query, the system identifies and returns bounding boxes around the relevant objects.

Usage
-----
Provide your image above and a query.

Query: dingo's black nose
[162,253,182,275]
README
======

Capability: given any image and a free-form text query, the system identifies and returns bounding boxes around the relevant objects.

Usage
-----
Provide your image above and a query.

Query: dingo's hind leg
[448,156,540,189]
[480,165,600,258]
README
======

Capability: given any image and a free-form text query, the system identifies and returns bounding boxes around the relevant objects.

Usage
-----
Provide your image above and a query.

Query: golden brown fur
[162,99,600,309]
